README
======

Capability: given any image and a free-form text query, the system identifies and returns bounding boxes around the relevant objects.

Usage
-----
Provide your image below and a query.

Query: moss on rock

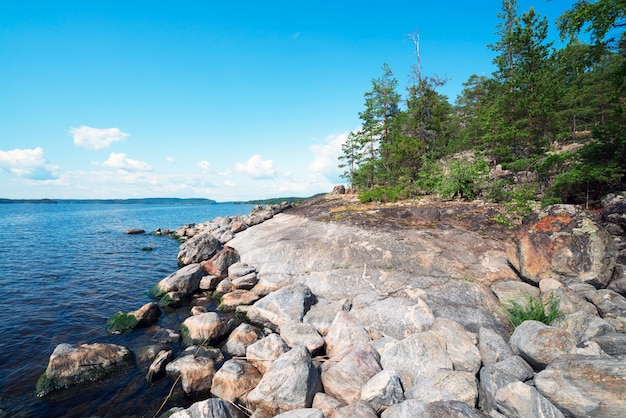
[106,312,140,333]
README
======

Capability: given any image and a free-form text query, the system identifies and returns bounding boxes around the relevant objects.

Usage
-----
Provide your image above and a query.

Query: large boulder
[166,354,216,397]
[478,327,513,366]
[601,193,626,233]
[324,311,371,358]
[405,369,478,408]
[280,322,325,355]
[148,263,204,306]
[246,333,290,374]
[535,355,626,417]
[210,359,261,403]
[202,247,240,278]
[478,355,534,413]
[106,302,161,333]
[585,288,626,332]
[509,320,577,371]
[178,233,223,266]
[169,398,245,418]
[181,312,230,346]
[247,283,316,330]
[222,323,263,357]
[505,204,618,287]
[360,369,405,413]
[246,346,322,416]
[432,318,481,375]
[495,381,565,418]
[382,400,490,418]
[36,343,133,397]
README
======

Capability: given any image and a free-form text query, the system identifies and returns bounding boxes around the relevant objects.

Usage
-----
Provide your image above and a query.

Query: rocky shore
[36,192,626,417]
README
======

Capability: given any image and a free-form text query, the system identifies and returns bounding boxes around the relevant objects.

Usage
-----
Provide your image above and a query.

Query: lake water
[0,202,255,417]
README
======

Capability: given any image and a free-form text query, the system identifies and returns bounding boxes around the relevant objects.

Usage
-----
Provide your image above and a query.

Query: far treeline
[339,0,625,211]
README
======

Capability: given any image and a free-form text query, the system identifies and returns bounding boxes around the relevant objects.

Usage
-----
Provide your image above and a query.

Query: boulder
[169,398,245,418]
[591,332,626,356]
[321,344,382,404]
[495,381,565,418]
[554,311,613,343]
[106,301,161,333]
[380,331,453,389]
[585,288,626,331]
[148,263,204,306]
[199,275,221,291]
[279,322,325,355]
[210,359,261,403]
[334,401,378,417]
[360,369,405,413]
[202,247,240,278]
[181,312,230,346]
[36,343,133,397]
[601,193,626,232]
[274,409,324,418]
[246,346,322,416]
[228,262,257,278]
[324,311,371,358]
[220,290,259,310]
[247,283,316,330]
[246,333,290,374]
[505,204,618,287]
[509,320,577,371]
[405,369,477,408]
[432,318,481,374]
[332,185,346,195]
[478,355,534,413]
[312,393,345,418]
[151,328,181,344]
[223,323,263,357]
[382,400,490,418]
[231,272,259,290]
[303,298,347,336]
[178,233,224,266]
[165,355,216,397]
[125,228,145,234]
[535,355,626,417]
[146,349,173,383]
[491,281,540,305]
[478,327,513,366]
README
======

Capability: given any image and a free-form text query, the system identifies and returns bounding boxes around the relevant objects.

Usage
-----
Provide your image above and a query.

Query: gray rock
[199,275,221,291]
[202,247,240,278]
[312,392,345,418]
[405,369,477,408]
[324,311,371,358]
[302,298,346,336]
[220,290,259,310]
[231,272,259,290]
[228,262,257,278]
[246,346,322,416]
[334,401,378,418]
[432,318,481,374]
[165,355,215,397]
[169,398,245,418]
[321,344,382,404]
[478,327,513,366]
[509,320,577,371]
[554,311,613,343]
[146,349,173,383]
[279,322,325,355]
[178,233,223,266]
[495,381,565,418]
[586,289,626,332]
[548,286,599,315]
[601,193,626,231]
[210,359,261,403]
[274,409,324,418]
[181,312,230,346]
[151,328,181,344]
[382,399,490,418]
[535,355,626,417]
[360,369,405,412]
[149,263,204,305]
[215,278,234,293]
[223,323,263,357]
[247,283,316,330]
[491,281,540,305]
[592,332,626,356]
[379,331,453,389]
[246,333,290,374]
[35,343,133,397]
[478,355,534,412]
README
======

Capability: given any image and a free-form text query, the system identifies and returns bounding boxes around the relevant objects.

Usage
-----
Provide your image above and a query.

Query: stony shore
[36,192,626,417]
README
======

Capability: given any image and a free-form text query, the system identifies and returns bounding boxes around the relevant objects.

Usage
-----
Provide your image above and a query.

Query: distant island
[0,198,217,205]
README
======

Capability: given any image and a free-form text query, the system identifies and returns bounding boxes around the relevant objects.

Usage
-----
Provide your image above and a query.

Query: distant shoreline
[0,195,316,205]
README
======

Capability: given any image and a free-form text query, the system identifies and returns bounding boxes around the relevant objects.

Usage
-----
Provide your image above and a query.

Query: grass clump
[503,292,563,328]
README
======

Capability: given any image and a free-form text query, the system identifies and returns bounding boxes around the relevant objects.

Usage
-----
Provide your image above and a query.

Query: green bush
[503,292,563,328]
[359,185,402,203]
[437,158,489,200]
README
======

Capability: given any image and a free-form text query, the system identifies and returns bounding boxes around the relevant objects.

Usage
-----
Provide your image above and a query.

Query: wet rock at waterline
[148,263,204,307]
[106,301,161,334]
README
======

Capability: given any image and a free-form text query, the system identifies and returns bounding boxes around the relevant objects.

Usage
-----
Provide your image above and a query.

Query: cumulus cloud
[235,154,277,179]
[101,152,152,171]
[0,147,59,180]
[197,160,213,174]
[70,126,129,150]
[308,131,348,181]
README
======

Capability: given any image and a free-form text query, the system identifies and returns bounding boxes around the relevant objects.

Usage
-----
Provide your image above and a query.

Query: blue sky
[1,0,577,201]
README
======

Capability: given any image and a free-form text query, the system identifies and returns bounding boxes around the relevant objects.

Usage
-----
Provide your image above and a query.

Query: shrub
[503,292,563,328]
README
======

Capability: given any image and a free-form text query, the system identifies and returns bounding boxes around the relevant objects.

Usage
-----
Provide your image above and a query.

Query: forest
[338,0,625,217]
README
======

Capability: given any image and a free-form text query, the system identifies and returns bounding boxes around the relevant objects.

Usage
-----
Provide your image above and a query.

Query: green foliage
[359,185,403,203]
[504,292,564,328]
[437,158,490,200]
[106,312,139,333]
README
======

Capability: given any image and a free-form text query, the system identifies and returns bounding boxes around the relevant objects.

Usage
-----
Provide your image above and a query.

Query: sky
[1,0,579,201]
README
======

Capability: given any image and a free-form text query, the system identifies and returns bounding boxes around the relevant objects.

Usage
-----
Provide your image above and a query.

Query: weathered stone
[591,332,626,356]
[602,193,626,232]
[321,344,382,404]
[190,306,209,316]
[302,298,346,336]
[405,369,477,408]
[554,311,613,343]
[148,263,204,306]
[491,281,540,305]
[380,331,453,389]
[228,262,257,278]
[210,359,261,403]
[505,204,618,287]
[478,327,513,366]
[334,401,378,418]
[36,343,133,397]
[274,409,324,418]
[178,233,223,266]
[573,340,607,356]
[324,311,371,358]
[535,355,626,417]
[360,369,405,413]
[495,381,565,418]
[312,393,345,418]
[382,399,490,418]
[129,302,161,327]
[539,278,564,293]
[279,322,324,355]
[509,320,577,371]
[146,349,173,383]
[247,346,322,416]
[221,290,259,310]
[202,247,240,278]
[247,283,316,330]
[223,323,263,357]
[169,397,245,418]
[151,328,180,344]
[478,355,534,413]
[370,336,398,358]
[165,355,215,397]
[232,272,259,290]
[182,346,224,365]
[432,318,481,374]
[199,275,221,291]
[246,333,290,374]
[586,288,626,331]
[547,286,599,315]
[332,185,346,195]
[181,312,230,346]
[215,278,234,293]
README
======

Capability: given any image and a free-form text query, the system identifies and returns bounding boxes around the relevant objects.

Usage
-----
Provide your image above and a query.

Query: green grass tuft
[503,292,564,328]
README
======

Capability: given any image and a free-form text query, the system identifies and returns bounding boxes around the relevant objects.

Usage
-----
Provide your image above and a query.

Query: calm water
[0,202,255,417]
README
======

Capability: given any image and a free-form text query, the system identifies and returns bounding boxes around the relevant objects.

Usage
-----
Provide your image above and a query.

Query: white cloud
[0,147,59,180]
[308,131,348,180]
[70,126,129,150]
[235,154,277,179]
[197,160,213,174]
[166,156,175,163]
[101,152,152,171]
